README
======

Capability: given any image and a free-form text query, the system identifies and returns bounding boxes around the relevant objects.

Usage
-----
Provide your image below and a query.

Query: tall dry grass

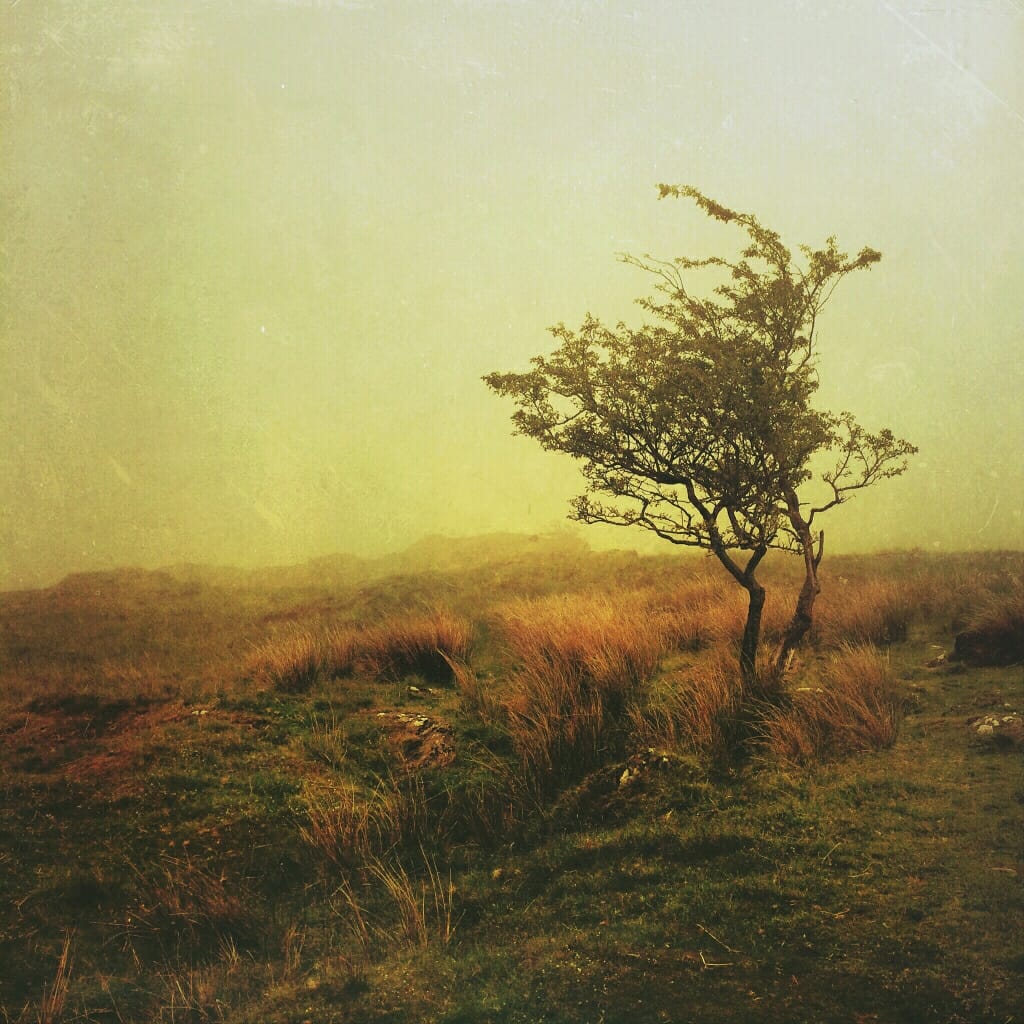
[299,780,403,867]
[333,849,458,954]
[359,610,473,683]
[440,651,499,723]
[760,644,902,763]
[35,930,74,1024]
[814,580,912,647]
[496,592,668,784]
[648,575,790,651]
[628,647,744,757]
[246,625,359,692]
[953,582,1024,665]
[366,852,458,948]
[246,610,473,691]
[146,853,256,942]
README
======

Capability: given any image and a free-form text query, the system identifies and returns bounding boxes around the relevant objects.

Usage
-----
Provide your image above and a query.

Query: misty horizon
[3,1,1022,591]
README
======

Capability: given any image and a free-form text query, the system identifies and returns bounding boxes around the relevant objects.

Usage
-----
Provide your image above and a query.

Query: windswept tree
[485,186,916,695]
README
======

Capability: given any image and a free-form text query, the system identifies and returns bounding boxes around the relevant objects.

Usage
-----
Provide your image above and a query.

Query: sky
[1,0,1022,589]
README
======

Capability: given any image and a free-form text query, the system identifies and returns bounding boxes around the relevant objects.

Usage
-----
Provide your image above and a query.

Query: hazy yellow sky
[2,0,1022,589]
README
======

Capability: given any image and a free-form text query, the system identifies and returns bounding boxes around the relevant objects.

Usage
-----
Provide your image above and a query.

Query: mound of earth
[367,708,455,769]
[967,710,1023,749]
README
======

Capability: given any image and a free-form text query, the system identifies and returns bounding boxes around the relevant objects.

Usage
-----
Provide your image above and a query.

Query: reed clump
[760,643,903,763]
[496,592,668,785]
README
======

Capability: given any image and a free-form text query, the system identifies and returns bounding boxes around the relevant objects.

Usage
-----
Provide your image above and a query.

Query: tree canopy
[485,186,916,687]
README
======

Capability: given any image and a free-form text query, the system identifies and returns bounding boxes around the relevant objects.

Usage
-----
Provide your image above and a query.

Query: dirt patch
[364,708,455,769]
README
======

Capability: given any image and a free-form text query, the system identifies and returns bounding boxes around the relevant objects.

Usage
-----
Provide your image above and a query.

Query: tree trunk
[739,581,766,688]
[775,494,823,675]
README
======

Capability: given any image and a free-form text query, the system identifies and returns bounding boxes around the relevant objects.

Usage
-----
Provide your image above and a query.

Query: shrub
[760,644,902,763]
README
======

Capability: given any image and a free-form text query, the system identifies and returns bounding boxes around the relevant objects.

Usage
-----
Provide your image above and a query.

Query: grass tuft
[814,579,912,647]
[497,592,666,785]
[246,610,472,691]
[629,648,743,757]
[299,780,400,867]
[952,583,1024,666]
[366,851,458,948]
[35,930,74,1024]
[359,610,473,684]
[246,626,358,692]
[760,643,903,763]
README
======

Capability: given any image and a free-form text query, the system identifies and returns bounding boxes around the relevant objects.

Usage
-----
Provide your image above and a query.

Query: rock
[364,708,456,768]
[618,748,672,787]
[967,712,1024,748]
[950,625,1024,667]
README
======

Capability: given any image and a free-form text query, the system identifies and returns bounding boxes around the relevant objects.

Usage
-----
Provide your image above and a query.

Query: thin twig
[821,841,841,863]
[699,950,734,968]
[696,923,740,954]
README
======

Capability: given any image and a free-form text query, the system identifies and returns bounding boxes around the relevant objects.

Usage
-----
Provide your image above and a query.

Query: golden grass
[299,780,401,867]
[246,625,359,692]
[647,575,790,651]
[366,853,458,948]
[496,592,667,782]
[947,582,1024,665]
[966,582,1024,640]
[498,591,666,695]
[147,853,255,940]
[36,930,74,1024]
[440,651,498,723]
[760,644,902,763]
[303,710,349,769]
[814,579,912,647]
[629,647,744,756]
[358,610,474,683]
[246,609,473,691]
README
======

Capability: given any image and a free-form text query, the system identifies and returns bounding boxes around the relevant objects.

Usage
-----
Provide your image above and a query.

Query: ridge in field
[16,529,597,597]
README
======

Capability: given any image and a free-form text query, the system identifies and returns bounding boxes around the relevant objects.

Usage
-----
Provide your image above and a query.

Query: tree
[484,185,916,696]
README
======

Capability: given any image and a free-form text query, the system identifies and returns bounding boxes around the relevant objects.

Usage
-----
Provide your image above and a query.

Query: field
[1,537,1021,1023]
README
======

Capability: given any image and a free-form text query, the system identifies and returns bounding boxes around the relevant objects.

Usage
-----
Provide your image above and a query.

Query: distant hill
[19,531,595,598]
[374,531,591,575]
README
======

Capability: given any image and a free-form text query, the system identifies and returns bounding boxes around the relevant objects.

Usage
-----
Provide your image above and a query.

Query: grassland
[0,538,1021,1023]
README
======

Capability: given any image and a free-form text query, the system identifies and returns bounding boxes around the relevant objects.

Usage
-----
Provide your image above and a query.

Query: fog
[2,0,1022,589]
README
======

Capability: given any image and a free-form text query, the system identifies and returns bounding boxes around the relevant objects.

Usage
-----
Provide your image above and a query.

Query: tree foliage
[485,186,916,688]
